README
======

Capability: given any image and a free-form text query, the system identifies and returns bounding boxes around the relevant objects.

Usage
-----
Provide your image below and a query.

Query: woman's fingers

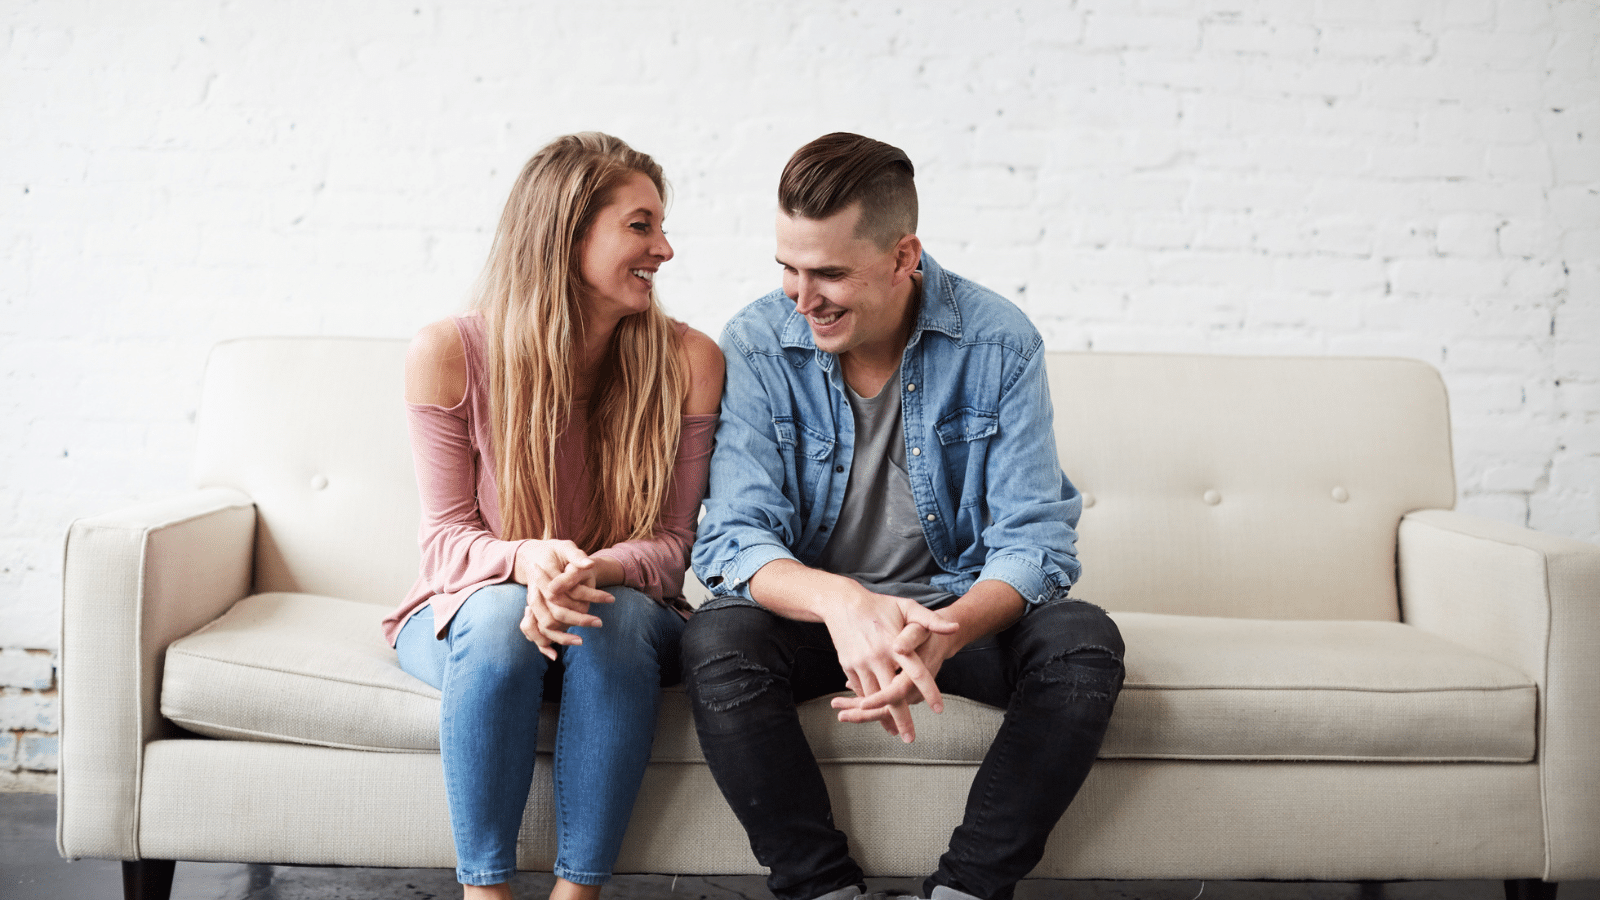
[518,606,559,660]
[543,558,599,592]
[520,593,586,655]
[543,597,603,629]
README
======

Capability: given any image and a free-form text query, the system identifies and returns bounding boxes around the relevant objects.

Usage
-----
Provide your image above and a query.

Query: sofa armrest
[1398,508,1600,880]
[57,488,256,860]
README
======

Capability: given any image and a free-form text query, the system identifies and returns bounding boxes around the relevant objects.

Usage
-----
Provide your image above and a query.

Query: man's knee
[1018,601,1125,706]
[682,607,787,715]
[1030,599,1124,658]
[682,605,781,662]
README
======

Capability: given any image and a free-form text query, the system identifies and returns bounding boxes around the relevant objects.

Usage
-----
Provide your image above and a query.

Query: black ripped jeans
[682,598,1124,900]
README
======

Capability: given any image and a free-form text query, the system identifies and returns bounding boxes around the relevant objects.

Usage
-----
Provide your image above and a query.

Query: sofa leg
[122,859,175,900]
[1505,879,1558,900]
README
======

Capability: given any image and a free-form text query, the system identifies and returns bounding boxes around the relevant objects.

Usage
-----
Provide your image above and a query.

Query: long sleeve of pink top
[381,314,716,646]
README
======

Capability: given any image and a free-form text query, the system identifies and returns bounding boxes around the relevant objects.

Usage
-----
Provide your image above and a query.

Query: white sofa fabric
[160,592,1537,764]
[59,337,1600,888]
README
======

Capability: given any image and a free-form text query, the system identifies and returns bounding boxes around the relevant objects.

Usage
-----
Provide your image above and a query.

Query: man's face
[775,203,915,364]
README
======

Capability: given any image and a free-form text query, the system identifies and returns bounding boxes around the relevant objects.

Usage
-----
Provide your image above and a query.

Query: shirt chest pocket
[773,416,837,496]
[934,408,998,508]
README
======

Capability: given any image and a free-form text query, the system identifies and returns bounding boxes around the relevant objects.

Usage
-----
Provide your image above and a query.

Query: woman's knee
[591,586,657,635]
[565,586,680,667]
[448,583,545,669]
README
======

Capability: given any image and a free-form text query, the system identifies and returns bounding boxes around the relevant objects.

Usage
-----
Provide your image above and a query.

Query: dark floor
[5,791,1596,900]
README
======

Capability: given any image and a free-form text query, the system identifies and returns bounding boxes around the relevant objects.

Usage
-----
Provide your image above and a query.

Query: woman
[381,133,724,900]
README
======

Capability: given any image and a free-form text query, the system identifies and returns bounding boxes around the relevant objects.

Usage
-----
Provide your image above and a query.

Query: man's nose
[791,277,821,312]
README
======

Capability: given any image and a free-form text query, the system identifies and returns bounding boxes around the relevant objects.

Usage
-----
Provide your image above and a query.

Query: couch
[58,336,1600,900]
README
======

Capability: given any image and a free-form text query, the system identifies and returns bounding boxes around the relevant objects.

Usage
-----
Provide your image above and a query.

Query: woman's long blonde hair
[473,132,686,550]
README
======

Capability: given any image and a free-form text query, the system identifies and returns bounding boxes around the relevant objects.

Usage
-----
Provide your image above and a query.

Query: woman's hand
[512,540,615,659]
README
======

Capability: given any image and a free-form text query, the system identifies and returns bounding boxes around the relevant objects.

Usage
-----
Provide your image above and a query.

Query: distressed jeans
[682,598,1124,900]
[397,583,684,887]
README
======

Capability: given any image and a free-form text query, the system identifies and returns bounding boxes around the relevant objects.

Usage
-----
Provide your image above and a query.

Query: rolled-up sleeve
[691,330,802,602]
[975,338,1083,605]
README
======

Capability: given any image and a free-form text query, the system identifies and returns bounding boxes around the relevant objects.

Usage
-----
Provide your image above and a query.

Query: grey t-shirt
[813,372,956,607]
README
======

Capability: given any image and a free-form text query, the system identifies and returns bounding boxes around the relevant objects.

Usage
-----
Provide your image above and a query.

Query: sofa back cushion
[193,337,418,607]
[1048,352,1455,621]
[190,339,1456,621]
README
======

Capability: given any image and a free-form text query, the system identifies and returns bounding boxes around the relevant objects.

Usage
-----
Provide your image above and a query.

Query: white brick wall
[3,0,1596,776]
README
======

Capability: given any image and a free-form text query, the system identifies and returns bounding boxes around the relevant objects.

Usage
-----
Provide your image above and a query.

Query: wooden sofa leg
[122,859,176,900]
[1505,879,1558,900]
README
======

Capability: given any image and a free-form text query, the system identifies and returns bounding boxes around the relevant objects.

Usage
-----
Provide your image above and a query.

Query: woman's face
[577,171,673,323]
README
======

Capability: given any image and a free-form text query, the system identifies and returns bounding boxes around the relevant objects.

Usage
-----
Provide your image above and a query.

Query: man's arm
[971,336,1083,605]
[691,325,808,599]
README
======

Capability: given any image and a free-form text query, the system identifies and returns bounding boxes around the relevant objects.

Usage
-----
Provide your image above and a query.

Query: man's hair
[778,133,917,250]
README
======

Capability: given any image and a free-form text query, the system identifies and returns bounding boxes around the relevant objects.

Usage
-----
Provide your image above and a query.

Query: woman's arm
[406,318,611,655]
[406,319,529,594]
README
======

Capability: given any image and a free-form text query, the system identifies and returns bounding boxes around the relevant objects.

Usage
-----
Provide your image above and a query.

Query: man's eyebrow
[776,257,848,276]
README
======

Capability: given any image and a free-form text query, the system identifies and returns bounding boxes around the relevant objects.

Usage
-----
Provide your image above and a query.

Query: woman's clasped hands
[513,540,617,660]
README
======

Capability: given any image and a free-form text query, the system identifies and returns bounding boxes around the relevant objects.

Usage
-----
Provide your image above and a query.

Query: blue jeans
[683,599,1123,900]
[397,583,684,886]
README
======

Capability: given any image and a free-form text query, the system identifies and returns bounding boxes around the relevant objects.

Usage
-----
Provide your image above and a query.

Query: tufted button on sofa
[58,338,1600,900]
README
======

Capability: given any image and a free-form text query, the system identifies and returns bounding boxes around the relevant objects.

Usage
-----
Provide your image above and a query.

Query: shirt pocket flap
[773,416,836,460]
[935,408,999,445]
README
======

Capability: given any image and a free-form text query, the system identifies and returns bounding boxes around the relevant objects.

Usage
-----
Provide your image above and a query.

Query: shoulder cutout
[405,318,469,408]
[680,326,725,416]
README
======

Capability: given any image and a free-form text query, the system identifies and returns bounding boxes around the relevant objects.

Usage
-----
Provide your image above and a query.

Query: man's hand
[748,559,996,743]
[821,591,958,743]
[829,579,1029,738]
[829,621,956,730]
[512,540,616,660]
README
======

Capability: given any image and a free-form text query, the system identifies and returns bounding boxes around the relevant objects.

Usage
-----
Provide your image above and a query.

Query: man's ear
[892,233,923,283]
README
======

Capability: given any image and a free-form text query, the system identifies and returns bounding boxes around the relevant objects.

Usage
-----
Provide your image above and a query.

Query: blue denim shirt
[692,251,1083,610]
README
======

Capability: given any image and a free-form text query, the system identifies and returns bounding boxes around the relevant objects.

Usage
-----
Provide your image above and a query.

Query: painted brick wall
[3,0,1596,779]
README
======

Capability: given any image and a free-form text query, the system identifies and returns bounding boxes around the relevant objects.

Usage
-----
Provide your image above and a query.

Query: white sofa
[58,337,1600,900]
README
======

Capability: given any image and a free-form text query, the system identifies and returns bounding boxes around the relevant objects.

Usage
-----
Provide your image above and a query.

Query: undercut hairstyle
[778,132,918,250]
[473,132,686,551]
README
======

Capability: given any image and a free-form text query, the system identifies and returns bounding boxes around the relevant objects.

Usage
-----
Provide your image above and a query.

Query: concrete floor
[7,791,1597,900]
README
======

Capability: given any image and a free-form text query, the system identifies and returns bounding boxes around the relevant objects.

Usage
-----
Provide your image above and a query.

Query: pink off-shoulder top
[381,313,717,647]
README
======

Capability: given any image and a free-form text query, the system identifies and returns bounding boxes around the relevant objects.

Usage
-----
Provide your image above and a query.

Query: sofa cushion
[161,593,1537,763]
[1109,611,1536,762]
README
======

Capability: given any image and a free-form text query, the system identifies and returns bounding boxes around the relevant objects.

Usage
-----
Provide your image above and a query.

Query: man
[685,133,1124,900]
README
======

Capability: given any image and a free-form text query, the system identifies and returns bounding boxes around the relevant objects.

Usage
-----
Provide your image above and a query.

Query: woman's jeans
[682,598,1124,900]
[397,583,684,887]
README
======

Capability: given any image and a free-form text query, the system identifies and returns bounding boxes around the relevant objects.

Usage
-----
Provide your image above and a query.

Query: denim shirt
[692,251,1083,610]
